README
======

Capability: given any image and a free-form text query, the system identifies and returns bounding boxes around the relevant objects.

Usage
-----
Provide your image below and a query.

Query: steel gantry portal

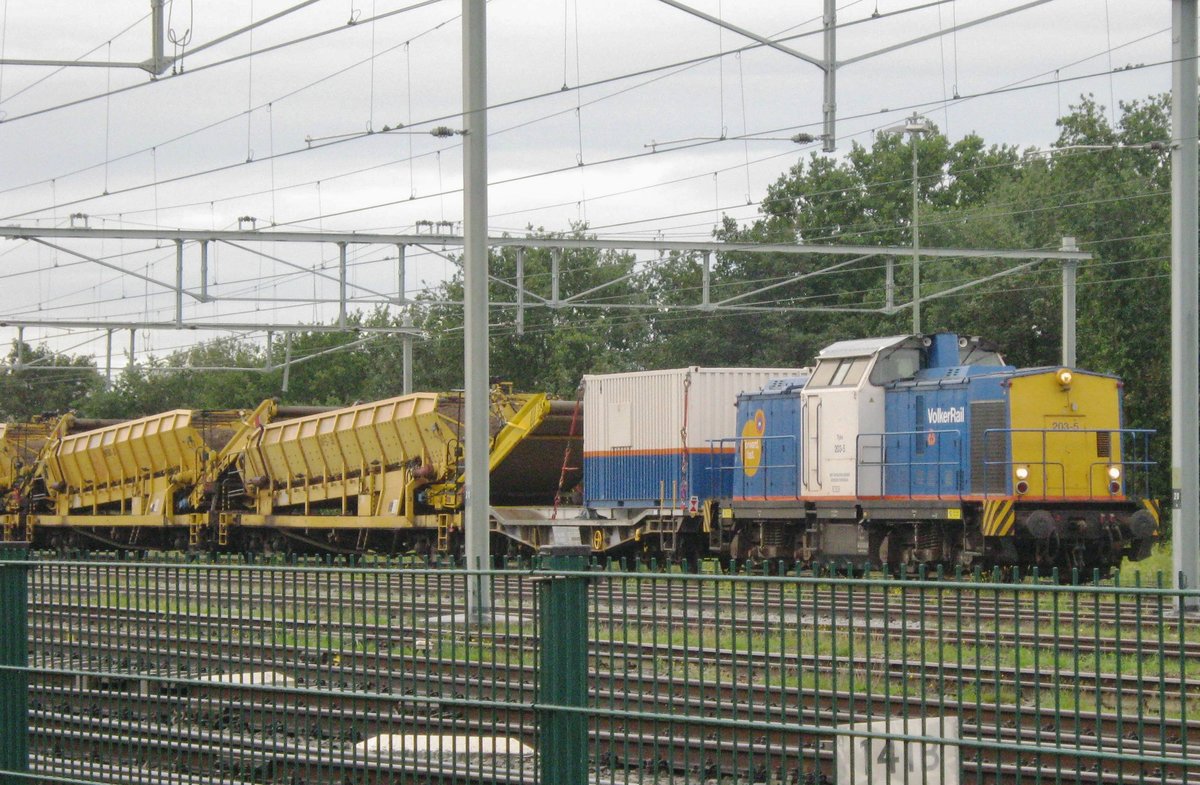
[0,224,1092,339]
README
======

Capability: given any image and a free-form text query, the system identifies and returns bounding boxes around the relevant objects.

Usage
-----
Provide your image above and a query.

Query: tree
[0,341,103,421]
[411,226,649,396]
[1034,95,1172,498]
[82,336,276,417]
[638,125,1028,369]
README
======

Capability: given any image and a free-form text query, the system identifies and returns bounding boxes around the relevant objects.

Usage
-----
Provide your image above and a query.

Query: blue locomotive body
[880,350,1015,499]
[732,377,809,502]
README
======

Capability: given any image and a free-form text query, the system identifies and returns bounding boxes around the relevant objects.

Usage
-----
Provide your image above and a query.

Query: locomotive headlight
[1056,368,1073,388]
[1015,467,1029,481]
[1107,466,1122,494]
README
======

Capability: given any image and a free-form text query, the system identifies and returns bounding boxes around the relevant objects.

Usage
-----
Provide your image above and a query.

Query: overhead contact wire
[0,8,1168,227]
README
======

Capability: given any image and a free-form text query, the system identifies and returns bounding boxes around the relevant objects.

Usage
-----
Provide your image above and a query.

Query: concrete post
[1171,0,1199,610]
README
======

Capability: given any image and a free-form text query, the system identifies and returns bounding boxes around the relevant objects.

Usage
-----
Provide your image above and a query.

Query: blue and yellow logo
[742,409,766,477]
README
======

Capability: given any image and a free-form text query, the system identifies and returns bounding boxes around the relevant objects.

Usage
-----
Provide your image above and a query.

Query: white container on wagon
[582,367,808,511]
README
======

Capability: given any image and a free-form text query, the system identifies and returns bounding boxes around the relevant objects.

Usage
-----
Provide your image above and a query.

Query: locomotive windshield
[807,356,870,387]
[869,346,921,386]
[958,343,1005,366]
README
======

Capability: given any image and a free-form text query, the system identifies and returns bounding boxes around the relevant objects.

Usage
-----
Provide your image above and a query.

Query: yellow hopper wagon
[22,402,275,552]
[0,420,67,541]
[2,386,582,557]
[223,387,582,557]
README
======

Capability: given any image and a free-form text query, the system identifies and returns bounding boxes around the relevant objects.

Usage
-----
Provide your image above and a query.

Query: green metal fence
[0,550,1197,785]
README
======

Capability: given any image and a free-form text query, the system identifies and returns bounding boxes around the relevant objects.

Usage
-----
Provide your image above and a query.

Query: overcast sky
[0,0,1177,369]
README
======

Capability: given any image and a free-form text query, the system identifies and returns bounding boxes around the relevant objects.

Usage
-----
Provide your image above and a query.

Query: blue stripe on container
[584,452,734,508]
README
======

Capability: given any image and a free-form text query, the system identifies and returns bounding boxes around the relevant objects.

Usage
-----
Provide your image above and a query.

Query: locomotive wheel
[864,527,902,576]
[867,526,887,572]
[729,531,748,569]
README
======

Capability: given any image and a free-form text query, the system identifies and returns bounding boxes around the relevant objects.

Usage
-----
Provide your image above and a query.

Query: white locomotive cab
[801,336,921,498]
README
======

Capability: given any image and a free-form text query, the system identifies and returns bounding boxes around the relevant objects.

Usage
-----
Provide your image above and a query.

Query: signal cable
[0,0,1067,197]
[0,0,7,111]
[0,11,1176,328]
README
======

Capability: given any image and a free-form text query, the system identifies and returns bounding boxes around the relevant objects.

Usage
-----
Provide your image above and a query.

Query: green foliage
[411,225,649,396]
[0,341,103,421]
[1043,96,1173,499]
[81,337,277,417]
[78,313,414,417]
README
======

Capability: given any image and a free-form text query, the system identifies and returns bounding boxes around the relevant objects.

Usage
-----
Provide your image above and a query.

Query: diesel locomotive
[717,333,1159,575]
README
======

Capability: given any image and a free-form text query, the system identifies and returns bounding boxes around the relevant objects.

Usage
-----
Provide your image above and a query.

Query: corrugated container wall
[583,367,807,509]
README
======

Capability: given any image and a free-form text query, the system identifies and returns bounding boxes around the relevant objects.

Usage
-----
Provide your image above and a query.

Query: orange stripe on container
[583,447,736,458]
[732,495,805,502]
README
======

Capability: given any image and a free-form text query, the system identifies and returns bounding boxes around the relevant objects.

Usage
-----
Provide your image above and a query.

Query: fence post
[0,543,29,785]
[538,545,590,785]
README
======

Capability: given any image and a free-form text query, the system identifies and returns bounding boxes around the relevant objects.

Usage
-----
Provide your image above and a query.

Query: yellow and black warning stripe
[982,499,1015,537]
[1142,498,1162,528]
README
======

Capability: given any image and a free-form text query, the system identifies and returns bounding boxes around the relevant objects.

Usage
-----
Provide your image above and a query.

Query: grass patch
[1116,542,1174,587]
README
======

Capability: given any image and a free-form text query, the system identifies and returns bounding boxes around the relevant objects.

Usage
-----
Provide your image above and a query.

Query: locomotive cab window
[869,347,921,386]
[958,344,1005,366]
[809,356,870,388]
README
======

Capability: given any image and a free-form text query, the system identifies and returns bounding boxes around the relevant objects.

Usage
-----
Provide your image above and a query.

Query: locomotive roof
[889,364,1120,390]
[888,365,1015,388]
[816,334,912,360]
[1009,366,1121,381]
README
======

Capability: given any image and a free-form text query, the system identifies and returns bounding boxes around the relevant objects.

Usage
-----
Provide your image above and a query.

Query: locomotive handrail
[710,435,802,501]
[1117,428,1157,499]
[983,426,1066,497]
[1084,432,1156,498]
[812,401,822,490]
[980,427,1154,501]
[856,429,964,499]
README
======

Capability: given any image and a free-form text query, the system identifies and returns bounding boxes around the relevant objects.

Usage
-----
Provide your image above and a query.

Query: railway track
[28,556,1186,626]
[27,602,1199,772]
[29,609,1197,718]
[28,585,1200,669]
[26,656,1196,785]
